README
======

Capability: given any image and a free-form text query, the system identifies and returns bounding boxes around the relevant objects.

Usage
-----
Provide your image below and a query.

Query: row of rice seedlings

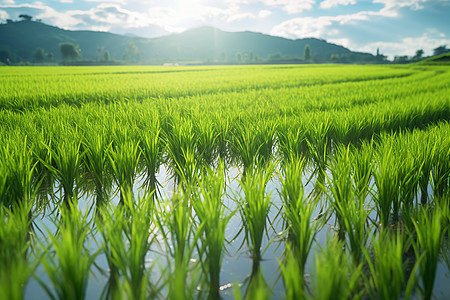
[0,202,34,300]
[192,161,234,299]
[37,201,97,300]
[97,191,156,299]
[311,238,363,300]
[279,157,317,282]
[428,123,450,199]
[163,116,202,188]
[238,162,274,272]
[363,230,419,300]
[410,207,445,300]
[328,145,369,264]
[108,134,141,205]
[2,91,446,211]
[139,117,164,199]
[3,112,448,216]
[5,65,439,117]
[0,136,38,208]
[351,140,374,202]
[305,117,332,197]
[229,120,276,180]
[82,130,112,211]
[154,192,202,299]
[41,136,83,208]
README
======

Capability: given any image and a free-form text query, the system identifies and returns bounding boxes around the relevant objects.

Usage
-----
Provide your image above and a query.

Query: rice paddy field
[1,64,450,300]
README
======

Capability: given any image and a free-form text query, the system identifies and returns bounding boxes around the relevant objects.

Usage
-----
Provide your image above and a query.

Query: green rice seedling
[0,202,34,300]
[230,120,276,180]
[328,145,369,263]
[417,138,437,205]
[311,238,363,300]
[38,201,98,300]
[195,115,219,167]
[108,138,140,205]
[155,192,202,300]
[305,116,331,197]
[97,191,156,300]
[139,119,164,199]
[363,231,413,300]
[31,133,55,206]
[238,163,274,269]
[256,120,277,168]
[233,269,269,300]
[230,122,261,179]
[431,124,450,198]
[192,160,233,299]
[163,116,200,187]
[213,113,231,163]
[83,131,112,210]
[373,136,401,227]
[0,137,38,208]
[42,137,83,208]
[277,118,308,164]
[350,140,373,203]
[397,149,420,212]
[278,245,307,300]
[279,157,317,273]
[242,269,270,300]
[410,207,444,300]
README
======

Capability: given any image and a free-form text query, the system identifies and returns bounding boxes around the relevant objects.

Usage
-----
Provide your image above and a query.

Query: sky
[1,0,449,58]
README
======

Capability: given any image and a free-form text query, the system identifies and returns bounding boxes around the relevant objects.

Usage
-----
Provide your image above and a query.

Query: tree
[46,52,54,61]
[375,48,387,63]
[19,14,32,21]
[235,52,242,63]
[433,45,449,56]
[59,42,81,61]
[103,50,110,62]
[33,48,45,63]
[413,49,424,61]
[123,41,140,62]
[0,50,12,65]
[394,56,409,64]
[304,44,311,62]
[331,54,339,62]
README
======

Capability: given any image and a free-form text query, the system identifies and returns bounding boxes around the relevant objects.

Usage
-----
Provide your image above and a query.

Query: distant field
[1,65,449,299]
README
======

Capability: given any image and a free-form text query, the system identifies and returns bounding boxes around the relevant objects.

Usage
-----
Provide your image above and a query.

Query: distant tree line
[392,45,449,64]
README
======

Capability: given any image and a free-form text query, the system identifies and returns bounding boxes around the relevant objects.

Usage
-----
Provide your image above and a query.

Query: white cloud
[0,9,9,19]
[262,0,315,14]
[359,29,450,58]
[227,12,256,22]
[327,37,352,48]
[270,11,375,39]
[320,0,356,9]
[270,0,430,40]
[225,8,273,22]
[374,0,429,11]
[0,2,81,27]
[258,9,272,18]
[84,0,126,3]
[0,0,14,4]
[271,16,333,38]
[230,0,315,14]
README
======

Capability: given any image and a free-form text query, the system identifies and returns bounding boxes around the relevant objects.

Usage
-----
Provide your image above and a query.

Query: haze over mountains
[0,20,379,64]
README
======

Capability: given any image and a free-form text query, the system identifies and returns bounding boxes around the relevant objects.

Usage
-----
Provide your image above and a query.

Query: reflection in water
[23,159,449,300]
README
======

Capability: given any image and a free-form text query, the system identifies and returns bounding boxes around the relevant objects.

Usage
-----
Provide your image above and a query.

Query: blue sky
[1,0,449,58]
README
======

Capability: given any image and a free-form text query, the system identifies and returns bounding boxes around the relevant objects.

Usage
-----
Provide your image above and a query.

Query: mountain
[0,20,377,64]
